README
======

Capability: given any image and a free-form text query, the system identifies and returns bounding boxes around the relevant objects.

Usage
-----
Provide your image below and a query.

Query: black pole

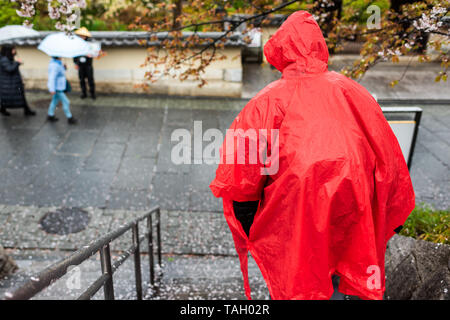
[132,224,143,300]
[156,209,162,267]
[148,215,155,286]
[408,109,422,170]
[100,244,115,300]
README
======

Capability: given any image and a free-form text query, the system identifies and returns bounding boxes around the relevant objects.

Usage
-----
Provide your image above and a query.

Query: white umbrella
[0,25,39,42]
[38,33,90,58]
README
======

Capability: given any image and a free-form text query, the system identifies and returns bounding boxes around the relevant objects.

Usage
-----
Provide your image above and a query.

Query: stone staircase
[2,206,449,300]
[0,250,269,300]
[0,206,269,300]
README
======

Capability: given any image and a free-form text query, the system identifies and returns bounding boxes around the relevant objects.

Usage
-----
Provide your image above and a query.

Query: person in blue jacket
[47,57,77,124]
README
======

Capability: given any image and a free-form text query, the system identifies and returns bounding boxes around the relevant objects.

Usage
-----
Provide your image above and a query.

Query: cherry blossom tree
[12,0,86,30]
[10,0,449,87]
[338,0,449,85]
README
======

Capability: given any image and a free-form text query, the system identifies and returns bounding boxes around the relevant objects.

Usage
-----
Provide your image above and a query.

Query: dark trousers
[78,66,95,97]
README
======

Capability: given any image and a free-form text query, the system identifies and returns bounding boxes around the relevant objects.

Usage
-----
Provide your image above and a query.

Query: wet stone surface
[0,206,234,254]
[149,255,269,300]
[0,92,448,210]
[0,94,240,212]
[40,207,90,235]
[0,250,268,300]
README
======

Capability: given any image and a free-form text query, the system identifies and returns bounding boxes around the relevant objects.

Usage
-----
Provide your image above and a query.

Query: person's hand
[50,92,55,95]
[74,65,79,70]
[16,58,23,64]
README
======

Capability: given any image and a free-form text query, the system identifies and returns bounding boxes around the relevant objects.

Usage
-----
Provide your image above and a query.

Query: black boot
[91,93,96,100]
[24,107,36,116]
[47,115,59,122]
[0,108,11,116]
[68,117,77,125]
[80,93,87,99]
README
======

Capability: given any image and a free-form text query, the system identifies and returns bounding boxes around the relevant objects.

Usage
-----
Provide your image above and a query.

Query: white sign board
[388,121,416,162]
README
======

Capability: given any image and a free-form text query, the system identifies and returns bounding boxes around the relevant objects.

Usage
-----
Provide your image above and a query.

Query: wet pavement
[0,204,265,300]
[243,58,450,100]
[0,250,269,300]
[0,93,242,212]
[0,88,449,299]
[0,91,448,211]
[0,206,236,254]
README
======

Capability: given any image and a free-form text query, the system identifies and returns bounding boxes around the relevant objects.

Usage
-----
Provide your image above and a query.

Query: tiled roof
[0,31,245,47]
[230,14,288,27]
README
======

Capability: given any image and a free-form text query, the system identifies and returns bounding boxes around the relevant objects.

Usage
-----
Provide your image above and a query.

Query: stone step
[147,255,269,300]
[0,250,144,300]
[0,206,235,256]
[0,249,269,300]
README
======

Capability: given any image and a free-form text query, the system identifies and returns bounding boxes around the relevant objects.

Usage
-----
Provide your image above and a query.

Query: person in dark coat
[73,27,96,100]
[0,45,36,116]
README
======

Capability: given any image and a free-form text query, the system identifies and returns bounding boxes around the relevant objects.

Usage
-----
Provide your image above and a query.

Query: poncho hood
[263,11,329,73]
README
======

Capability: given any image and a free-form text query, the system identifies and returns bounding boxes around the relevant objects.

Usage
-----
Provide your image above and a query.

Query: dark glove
[233,200,259,237]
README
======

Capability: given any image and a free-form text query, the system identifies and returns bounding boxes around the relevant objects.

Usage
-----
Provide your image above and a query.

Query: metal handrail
[4,206,162,300]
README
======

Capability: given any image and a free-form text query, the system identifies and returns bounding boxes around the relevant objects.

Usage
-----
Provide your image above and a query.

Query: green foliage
[0,0,127,31]
[0,1,58,30]
[0,1,26,28]
[231,0,246,10]
[342,0,390,24]
[30,16,58,31]
[78,0,128,31]
[0,0,393,31]
[400,204,450,244]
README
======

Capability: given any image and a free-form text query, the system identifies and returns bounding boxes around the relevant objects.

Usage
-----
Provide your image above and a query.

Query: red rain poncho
[210,11,415,300]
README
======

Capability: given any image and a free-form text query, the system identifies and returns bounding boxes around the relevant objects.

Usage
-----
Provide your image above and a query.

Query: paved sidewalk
[243,58,450,101]
[0,95,233,212]
[0,206,236,254]
[1,93,448,211]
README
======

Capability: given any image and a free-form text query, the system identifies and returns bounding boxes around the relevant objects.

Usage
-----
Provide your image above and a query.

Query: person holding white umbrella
[0,25,39,42]
[38,32,90,124]
[46,56,76,124]
[38,32,91,59]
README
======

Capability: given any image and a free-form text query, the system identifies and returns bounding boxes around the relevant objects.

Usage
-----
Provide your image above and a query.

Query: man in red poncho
[210,10,415,300]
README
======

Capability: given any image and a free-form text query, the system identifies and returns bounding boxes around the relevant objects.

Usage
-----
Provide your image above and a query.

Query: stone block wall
[385,235,450,300]
[15,46,243,97]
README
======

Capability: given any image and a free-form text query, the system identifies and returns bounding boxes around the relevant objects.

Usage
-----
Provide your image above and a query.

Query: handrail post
[132,223,143,300]
[408,109,422,170]
[156,208,162,267]
[147,214,155,286]
[100,244,115,300]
